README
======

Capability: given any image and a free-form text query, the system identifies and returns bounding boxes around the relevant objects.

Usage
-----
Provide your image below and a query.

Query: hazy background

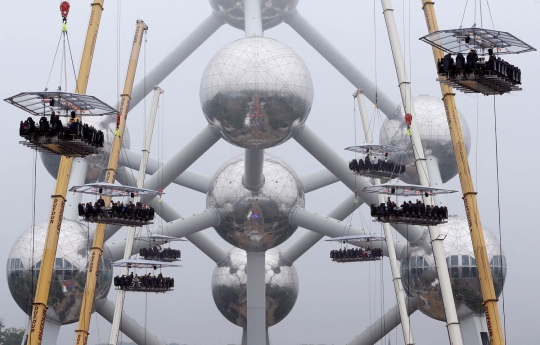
[1,1,539,344]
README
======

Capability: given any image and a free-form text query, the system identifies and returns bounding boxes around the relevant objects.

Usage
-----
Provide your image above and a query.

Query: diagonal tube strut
[127,13,224,111]
[347,298,418,345]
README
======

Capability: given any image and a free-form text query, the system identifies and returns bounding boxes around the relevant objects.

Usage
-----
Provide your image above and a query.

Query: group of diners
[78,199,155,222]
[114,272,174,291]
[371,198,449,222]
[140,245,181,260]
[349,156,406,175]
[438,48,521,83]
[330,247,383,262]
[19,111,104,147]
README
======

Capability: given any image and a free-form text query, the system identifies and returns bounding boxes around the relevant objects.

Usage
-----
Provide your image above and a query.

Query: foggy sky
[1,1,539,344]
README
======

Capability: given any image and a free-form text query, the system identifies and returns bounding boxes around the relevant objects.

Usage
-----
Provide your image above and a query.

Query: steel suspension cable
[492,95,507,343]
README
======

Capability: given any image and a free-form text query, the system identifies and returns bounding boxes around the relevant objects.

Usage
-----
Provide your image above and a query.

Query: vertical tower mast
[420,2,505,345]
[379,1,464,344]
[354,90,414,345]
[108,86,163,345]
[27,2,105,344]
[74,20,148,345]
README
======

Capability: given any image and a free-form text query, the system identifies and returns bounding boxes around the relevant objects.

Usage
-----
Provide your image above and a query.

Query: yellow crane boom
[27,2,105,344]
[74,20,148,345]
[420,1,505,345]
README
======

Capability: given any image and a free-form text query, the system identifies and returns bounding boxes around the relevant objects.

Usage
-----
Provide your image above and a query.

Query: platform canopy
[325,235,385,243]
[69,182,163,197]
[4,91,117,117]
[420,27,536,55]
[345,144,408,156]
[361,179,457,196]
[112,259,181,268]
[134,234,187,242]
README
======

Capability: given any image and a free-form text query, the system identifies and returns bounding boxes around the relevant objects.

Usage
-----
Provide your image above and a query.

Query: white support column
[243,149,265,191]
[244,0,263,37]
[375,180,414,345]
[127,13,224,111]
[109,86,163,345]
[356,90,413,344]
[246,250,266,344]
[460,315,488,345]
[380,0,463,342]
[426,156,446,206]
[347,298,418,345]
[64,158,88,220]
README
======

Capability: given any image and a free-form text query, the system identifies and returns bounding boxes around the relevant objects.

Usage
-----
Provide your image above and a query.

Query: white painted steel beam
[97,299,165,345]
[119,150,210,193]
[141,125,219,204]
[127,13,224,111]
[243,149,265,191]
[285,10,400,120]
[288,206,395,256]
[356,90,414,345]
[292,125,425,245]
[282,194,361,263]
[244,0,263,37]
[380,0,463,342]
[300,169,339,193]
[114,170,228,264]
[64,158,88,220]
[246,250,266,344]
[347,298,418,345]
[110,86,162,345]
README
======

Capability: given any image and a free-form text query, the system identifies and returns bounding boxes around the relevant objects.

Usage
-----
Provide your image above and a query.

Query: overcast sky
[1,1,539,345]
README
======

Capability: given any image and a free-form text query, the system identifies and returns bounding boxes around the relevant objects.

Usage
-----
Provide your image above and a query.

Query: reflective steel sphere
[379,95,471,184]
[200,37,314,149]
[41,115,131,183]
[211,247,299,327]
[6,219,113,325]
[207,154,304,250]
[400,217,506,321]
[209,0,299,31]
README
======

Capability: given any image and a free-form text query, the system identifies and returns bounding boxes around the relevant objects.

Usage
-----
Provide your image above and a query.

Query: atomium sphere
[211,247,299,327]
[207,154,304,251]
[6,219,113,325]
[379,95,471,184]
[200,37,314,149]
[41,115,131,183]
[400,216,505,321]
[209,0,299,31]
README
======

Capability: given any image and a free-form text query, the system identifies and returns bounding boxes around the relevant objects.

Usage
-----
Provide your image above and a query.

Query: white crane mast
[354,90,414,345]
[379,0,464,343]
[109,86,164,345]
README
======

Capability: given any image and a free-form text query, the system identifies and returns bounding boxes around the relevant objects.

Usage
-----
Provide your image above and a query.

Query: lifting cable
[492,95,507,343]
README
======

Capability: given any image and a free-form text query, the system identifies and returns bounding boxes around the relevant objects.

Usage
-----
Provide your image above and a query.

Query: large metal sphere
[211,247,299,327]
[200,37,314,149]
[207,154,304,250]
[400,217,506,321]
[209,0,299,31]
[379,95,471,184]
[41,115,131,183]
[6,220,113,325]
